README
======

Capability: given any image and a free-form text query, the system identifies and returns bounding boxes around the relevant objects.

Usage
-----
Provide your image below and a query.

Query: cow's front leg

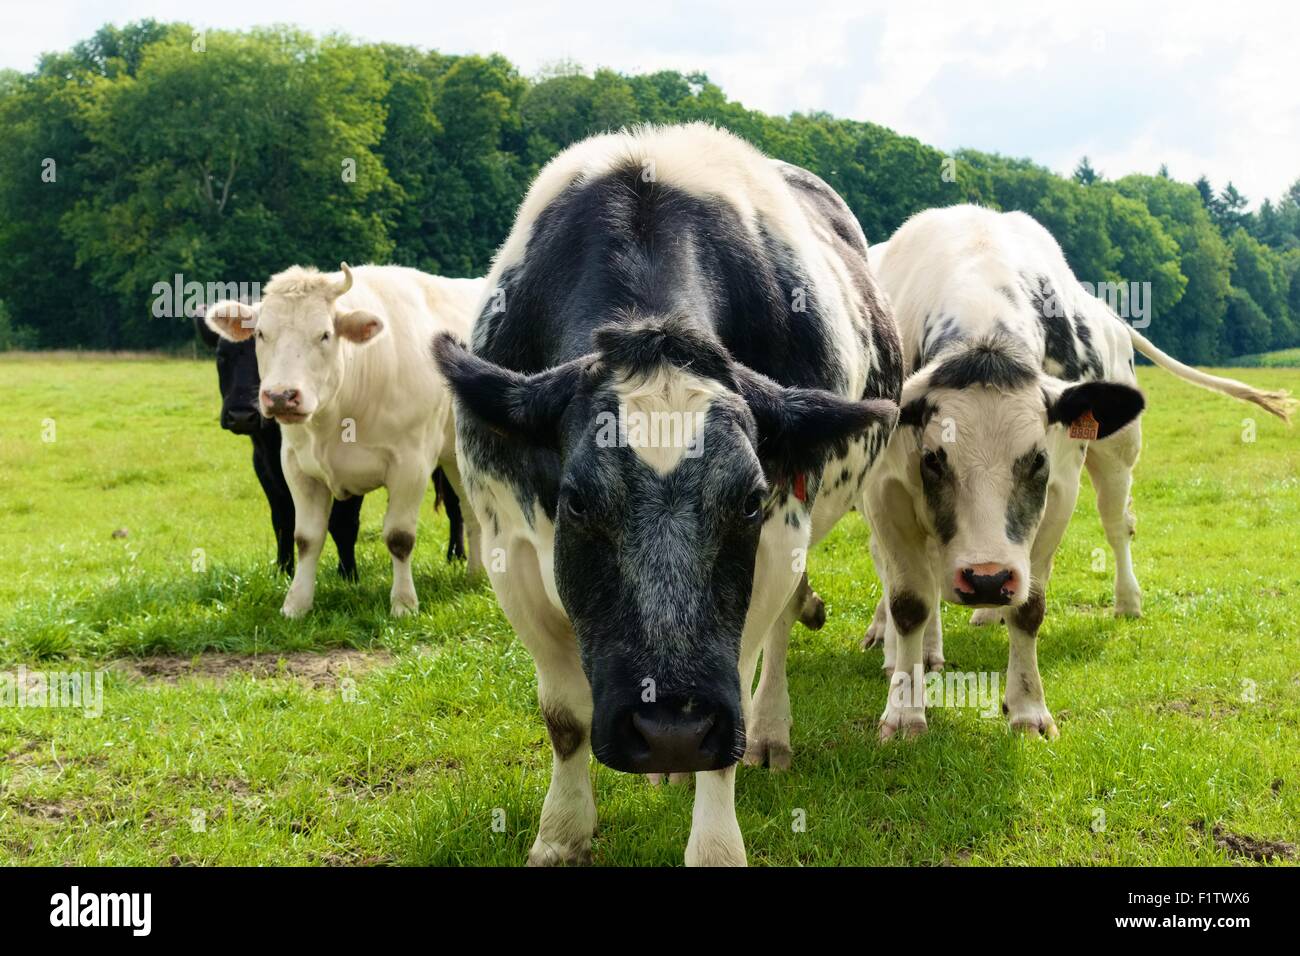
[281,453,331,618]
[923,599,944,672]
[686,766,744,866]
[865,479,936,740]
[1005,589,1056,738]
[736,515,806,776]
[490,538,595,866]
[382,465,427,616]
[1004,470,1077,737]
[743,577,806,772]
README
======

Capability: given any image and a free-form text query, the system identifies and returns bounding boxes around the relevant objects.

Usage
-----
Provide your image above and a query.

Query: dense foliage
[2,21,1299,361]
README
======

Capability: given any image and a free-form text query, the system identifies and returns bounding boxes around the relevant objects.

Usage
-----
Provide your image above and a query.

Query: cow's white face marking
[609,367,727,475]
[903,380,1060,607]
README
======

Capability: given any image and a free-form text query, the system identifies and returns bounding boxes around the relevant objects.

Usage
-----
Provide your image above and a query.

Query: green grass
[1224,347,1300,368]
[1,355,1297,865]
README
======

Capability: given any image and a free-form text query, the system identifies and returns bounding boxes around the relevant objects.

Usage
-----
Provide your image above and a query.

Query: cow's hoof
[969,608,1004,627]
[390,597,418,617]
[1008,706,1059,740]
[646,772,692,786]
[1114,597,1142,618]
[799,591,826,630]
[879,709,927,742]
[527,838,592,867]
[742,736,792,772]
[281,598,312,619]
[882,664,894,680]
[685,829,746,867]
[861,625,885,651]
[925,654,945,673]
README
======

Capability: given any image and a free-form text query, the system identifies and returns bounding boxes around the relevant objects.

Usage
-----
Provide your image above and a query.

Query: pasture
[0,354,1297,866]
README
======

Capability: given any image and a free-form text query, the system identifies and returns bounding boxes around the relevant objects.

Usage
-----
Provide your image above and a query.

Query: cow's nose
[223,407,262,434]
[630,707,724,773]
[956,564,1016,605]
[602,702,739,774]
[261,388,300,410]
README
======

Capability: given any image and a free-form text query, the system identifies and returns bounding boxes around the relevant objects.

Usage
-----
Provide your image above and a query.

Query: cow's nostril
[955,566,1016,605]
[625,706,723,773]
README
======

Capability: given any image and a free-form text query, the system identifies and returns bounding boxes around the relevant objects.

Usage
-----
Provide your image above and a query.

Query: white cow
[861,205,1293,739]
[204,263,485,616]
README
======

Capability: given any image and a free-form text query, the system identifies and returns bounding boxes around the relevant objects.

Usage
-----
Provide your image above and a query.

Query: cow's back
[473,123,896,403]
[877,205,1129,382]
[334,266,478,414]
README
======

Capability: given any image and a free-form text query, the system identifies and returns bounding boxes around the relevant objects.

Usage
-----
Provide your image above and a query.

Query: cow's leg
[1004,468,1080,738]
[1085,421,1143,618]
[253,447,295,575]
[923,594,944,672]
[438,458,484,578]
[864,479,936,740]
[743,582,803,772]
[862,597,888,651]
[493,537,595,866]
[328,494,364,582]
[686,626,761,866]
[382,464,427,616]
[281,453,331,618]
[861,536,889,654]
[687,520,803,866]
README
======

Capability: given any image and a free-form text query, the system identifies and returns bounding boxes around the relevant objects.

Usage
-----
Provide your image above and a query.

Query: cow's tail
[1127,326,1296,423]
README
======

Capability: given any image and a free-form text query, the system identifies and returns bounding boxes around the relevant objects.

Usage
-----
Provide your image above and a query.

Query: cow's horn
[333,262,354,299]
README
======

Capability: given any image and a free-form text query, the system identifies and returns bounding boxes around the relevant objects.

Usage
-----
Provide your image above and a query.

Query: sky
[2,0,1297,206]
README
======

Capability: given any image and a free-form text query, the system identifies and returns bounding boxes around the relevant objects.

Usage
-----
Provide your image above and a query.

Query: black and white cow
[193,316,468,574]
[434,123,902,866]
[204,264,485,617]
[861,204,1294,738]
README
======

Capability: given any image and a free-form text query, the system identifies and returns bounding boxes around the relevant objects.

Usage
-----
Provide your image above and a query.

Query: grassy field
[1225,347,1300,369]
[0,355,1297,866]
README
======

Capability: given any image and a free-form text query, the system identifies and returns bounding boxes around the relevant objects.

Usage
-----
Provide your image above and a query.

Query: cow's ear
[336,310,384,344]
[204,301,258,342]
[1047,381,1145,440]
[432,333,584,448]
[736,366,899,479]
[193,313,220,350]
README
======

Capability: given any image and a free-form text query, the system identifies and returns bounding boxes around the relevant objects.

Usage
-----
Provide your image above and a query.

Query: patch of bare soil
[1194,820,1296,862]
[109,648,393,688]
[1155,696,1243,720]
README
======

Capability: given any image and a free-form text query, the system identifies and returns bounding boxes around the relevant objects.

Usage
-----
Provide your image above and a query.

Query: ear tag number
[1069,410,1099,441]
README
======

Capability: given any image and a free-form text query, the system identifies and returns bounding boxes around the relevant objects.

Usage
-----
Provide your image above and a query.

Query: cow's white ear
[205,301,258,342]
[335,310,384,344]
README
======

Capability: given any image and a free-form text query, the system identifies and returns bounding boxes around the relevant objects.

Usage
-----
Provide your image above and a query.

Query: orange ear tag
[1068,410,1100,441]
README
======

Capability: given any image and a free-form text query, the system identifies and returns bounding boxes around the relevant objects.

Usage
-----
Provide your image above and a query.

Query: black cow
[194,316,464,574]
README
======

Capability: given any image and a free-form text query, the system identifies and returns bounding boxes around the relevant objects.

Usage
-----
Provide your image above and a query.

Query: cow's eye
[255,330,265,341]
[1031,451,1048,472]
[320,332,330,342]
[921,449,944,474]
[565,491,587,518]
[742,490,765,520]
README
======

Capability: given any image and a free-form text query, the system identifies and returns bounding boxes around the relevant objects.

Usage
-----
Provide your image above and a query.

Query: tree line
[2,20,1299,363]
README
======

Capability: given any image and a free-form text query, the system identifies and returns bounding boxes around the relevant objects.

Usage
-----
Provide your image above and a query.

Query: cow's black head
[194,314,270,436]
[435,314,897,774]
